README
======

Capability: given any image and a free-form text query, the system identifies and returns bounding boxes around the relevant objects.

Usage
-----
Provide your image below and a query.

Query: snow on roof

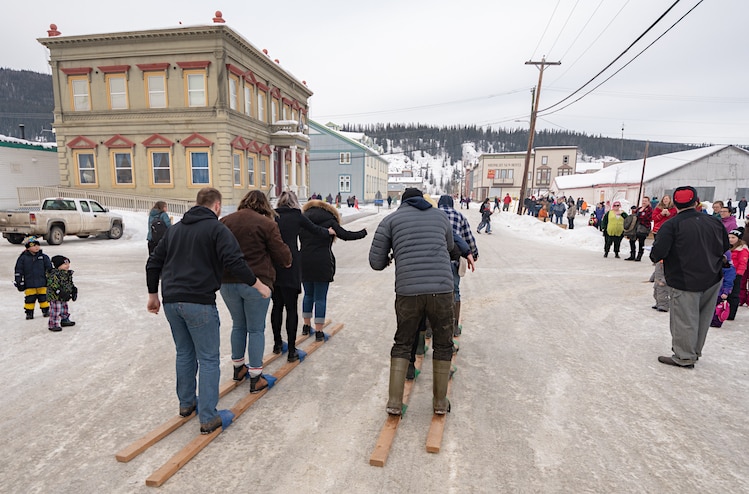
[555,145,729,189]
[0,134,57,151]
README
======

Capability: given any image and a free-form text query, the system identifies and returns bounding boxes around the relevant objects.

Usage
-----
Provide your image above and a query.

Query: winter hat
[729,229,743,239]
[23,235,40,248]
[401,188,423,201]
[52,255,70,268]
[673,186,698,209]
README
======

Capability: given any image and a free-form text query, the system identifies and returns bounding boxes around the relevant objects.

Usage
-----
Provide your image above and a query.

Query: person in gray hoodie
[369,188,455,416]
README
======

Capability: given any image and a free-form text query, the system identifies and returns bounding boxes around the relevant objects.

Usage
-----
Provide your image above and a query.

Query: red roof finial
[275,59,280,64]
[213,11,225,23]
[47,24,61,37]
[263,49,268,55]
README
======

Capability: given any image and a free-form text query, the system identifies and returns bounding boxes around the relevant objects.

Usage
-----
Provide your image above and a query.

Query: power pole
[517,57,560,215]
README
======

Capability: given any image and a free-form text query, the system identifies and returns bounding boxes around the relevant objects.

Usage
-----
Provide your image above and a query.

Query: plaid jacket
[439,206,479,261]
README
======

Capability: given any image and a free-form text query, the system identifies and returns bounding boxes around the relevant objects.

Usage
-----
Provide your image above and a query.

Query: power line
[539,0,705,117]
[540,0,684,113]
[546,0,582,58]
[530,0,562,60]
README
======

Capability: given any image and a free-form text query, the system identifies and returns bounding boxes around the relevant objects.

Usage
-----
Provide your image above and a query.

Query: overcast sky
[2,0,745,146]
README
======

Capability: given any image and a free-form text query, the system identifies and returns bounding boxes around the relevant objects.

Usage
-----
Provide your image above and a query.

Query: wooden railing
[16,187,195,215]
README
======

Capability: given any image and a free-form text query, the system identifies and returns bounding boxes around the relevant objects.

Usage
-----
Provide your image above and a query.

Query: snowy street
[1,204,748,493]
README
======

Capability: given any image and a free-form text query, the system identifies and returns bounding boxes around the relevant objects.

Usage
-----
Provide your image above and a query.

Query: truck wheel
[47,226,64,245]
[6,234,25,244]
[108,222,123,239]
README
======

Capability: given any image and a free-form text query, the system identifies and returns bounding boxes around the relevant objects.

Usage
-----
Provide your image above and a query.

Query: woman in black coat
[270,191,332,362]
[299,199,367,340]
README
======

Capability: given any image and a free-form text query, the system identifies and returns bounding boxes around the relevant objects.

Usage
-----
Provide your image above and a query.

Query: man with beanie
[650,186,730,368]
[146,188,271,435]
[369,187,455,415]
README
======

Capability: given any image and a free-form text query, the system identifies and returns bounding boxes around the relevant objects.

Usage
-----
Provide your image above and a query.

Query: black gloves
[72,286,78,302]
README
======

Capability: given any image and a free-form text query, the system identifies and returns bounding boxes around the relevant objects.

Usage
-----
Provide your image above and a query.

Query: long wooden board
[144,322,344,487]
[115,320,330,463]
[368,354,424,467]
[425,336,459,454]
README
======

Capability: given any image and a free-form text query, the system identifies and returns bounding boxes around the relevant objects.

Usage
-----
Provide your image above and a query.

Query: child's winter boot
[25,309,34,320]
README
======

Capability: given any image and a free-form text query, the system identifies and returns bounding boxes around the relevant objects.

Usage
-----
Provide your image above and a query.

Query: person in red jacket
[727,229,748,320]
[652,195,677,239]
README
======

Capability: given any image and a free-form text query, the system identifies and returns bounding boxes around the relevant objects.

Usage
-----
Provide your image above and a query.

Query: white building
[0,135,59,208]
[551,145,749,206]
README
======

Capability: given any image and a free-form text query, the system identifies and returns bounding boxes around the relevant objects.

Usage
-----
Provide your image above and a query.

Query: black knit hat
[52,255,70,268]
[401,188,423,201]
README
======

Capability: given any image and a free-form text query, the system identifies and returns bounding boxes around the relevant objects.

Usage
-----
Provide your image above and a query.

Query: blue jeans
[220,283,271,373]
[302,281,329,324]
[164,302,220,425]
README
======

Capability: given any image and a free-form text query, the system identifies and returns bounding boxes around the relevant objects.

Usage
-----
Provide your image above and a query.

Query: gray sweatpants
[668,280,721,365]
[653,262,669,310]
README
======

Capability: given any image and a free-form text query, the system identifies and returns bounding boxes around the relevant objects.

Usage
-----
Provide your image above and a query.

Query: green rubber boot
[433,359,452,415]
[386,358,410,416]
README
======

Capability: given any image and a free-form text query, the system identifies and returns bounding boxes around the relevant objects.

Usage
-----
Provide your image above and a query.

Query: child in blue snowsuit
[14,236,52,319]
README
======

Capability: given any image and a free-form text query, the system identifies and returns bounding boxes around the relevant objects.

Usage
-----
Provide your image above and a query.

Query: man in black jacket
[650,186,730,368]
[146,188,271,434]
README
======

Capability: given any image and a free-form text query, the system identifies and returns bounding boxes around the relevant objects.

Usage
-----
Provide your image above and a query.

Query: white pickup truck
[0,197,124,245]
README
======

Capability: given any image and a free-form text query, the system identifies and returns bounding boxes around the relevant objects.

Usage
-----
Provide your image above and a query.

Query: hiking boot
[315,331,325,342]
[42,308,49,317]
[61,319,76,327]
[233,364,248,382]
[287,350,300,362]
[179,403,196,417]
[250,374,269,394]
[25,310,34,320]
[272,343,283,355]
[48,326,62,332]
[302,324,312,335]
[200,415,223,434]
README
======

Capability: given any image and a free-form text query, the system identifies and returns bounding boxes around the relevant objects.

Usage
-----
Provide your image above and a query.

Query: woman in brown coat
[220,191,291,393]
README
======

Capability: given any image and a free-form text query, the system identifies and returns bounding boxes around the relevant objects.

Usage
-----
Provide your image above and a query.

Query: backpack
[623,214,637,236]
[150,218,168,244]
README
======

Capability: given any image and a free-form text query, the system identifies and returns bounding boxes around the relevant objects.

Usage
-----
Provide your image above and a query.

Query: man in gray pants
[649,186,730,368]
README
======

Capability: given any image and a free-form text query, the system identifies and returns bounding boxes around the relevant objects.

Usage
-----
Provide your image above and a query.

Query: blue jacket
[15,249,52,289]
[147,208,172,241]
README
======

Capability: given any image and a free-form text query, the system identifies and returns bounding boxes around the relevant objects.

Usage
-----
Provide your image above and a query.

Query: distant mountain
[346,123,701,165]
[0,68,54,141]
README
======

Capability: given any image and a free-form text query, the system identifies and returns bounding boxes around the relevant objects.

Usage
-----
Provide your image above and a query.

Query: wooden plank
[144,323,344,487]
[368,354,424,467]
[115,320,331,463]
[425,336,459,454]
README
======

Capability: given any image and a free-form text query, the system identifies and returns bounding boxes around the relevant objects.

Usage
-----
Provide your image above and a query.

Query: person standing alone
[650,186,729,368]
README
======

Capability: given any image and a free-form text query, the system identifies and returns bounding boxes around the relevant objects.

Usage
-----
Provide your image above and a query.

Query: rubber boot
[386,358,410,416]
[415,330,426,356]
[433,359,452,415]
[453,301,461,337]
[25,309,34,320]
[636,250,643,262]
